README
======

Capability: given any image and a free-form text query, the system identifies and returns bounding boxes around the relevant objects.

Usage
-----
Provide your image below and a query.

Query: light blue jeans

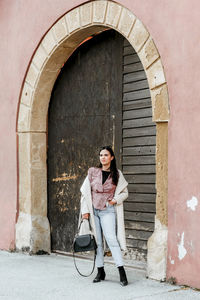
[93,205,124,268]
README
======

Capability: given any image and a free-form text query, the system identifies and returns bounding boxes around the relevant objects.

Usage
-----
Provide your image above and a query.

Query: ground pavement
[0,251,199,300]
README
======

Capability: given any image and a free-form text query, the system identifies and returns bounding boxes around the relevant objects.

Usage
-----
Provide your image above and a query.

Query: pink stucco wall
[0,0,200,288]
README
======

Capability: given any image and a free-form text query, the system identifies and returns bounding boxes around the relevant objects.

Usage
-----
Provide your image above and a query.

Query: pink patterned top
[88,167,116,210]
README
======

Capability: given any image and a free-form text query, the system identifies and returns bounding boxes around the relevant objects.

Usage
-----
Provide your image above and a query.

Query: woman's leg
[99,207,124,267]
[93,209,104,267]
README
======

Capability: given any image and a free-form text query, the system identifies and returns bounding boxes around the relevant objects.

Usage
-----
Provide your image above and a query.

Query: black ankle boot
[93,267,106,283]
[118,266,128,286]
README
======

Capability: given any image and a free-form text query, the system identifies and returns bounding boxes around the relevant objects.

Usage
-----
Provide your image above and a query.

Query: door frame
[16,1,169,281]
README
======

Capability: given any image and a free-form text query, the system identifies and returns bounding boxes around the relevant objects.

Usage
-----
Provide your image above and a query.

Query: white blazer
[79,169,128,251]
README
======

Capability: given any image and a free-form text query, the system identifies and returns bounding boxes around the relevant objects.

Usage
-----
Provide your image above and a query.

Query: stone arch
[16,1,169,280]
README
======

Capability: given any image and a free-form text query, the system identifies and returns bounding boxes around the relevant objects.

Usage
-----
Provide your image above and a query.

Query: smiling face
[99,149,114,170]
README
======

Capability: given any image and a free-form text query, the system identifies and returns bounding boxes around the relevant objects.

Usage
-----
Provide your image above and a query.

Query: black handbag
[73,219,97,277]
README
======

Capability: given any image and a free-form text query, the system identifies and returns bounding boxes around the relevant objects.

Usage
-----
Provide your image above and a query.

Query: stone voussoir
[128,18,149,53]
[93,0,107,23]
[42,29,57,55]
[146,59,166,90]
[80,2,93,27]
[53,16,68,44]
[33,44,49,71]
[25,63,40,88]
[138,36,160,69]
[105,1,122,28]
[65,7,81,34]
[118,7,136,37]
[18,103,31,132]
[21,82,33,107]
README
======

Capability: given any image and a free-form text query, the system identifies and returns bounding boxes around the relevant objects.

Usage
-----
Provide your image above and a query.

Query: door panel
[47,30,123,252]
[122,39,156,260]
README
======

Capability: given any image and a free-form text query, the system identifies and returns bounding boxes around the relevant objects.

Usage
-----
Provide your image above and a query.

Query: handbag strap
[73,217,96,277]
[73,250,96,277]
[77,218,92,233]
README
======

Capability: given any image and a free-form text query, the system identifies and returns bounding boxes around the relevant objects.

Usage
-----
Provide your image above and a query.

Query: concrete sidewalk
[0,251,199,300]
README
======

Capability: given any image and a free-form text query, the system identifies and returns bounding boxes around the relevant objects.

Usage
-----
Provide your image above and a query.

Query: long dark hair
[98,146,119,185]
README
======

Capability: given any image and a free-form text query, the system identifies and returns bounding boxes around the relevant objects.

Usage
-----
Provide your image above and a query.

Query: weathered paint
[187,196,198,211]
[0,0,200,288]
[169,256,174,265]
[52,175,78,182]
[177,232,187,260]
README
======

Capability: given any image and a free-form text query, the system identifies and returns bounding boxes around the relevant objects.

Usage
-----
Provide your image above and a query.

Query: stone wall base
[16,212,50,254]
[147,216,168,281]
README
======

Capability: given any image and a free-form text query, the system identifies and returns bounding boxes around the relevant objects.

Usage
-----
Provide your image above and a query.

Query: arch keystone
[106,2,122,28]
[93,1,107,23]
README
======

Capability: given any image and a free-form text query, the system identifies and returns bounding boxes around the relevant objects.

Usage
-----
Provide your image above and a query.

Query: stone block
[21,82,33,107]
[129,19,149,52]
[30,70,58,132]
[31,168,47,216]
[138,37,159,69]
[151,84,169,122]
[18,133,31,214]
[146,59,166,90]
[42,29,57,55]
[93,0,107,23]
[106,1,122,28]
[80,2,92,27]
[26,63,39,88]
[33,44,48,70]
[118,8,136,37]
[16,212,32,251]
[18,103,31,132]
[30,133,46,170]
[147,216,168,281]
[30,101,49,132]
[155,122,168,226]
[65,7,80,33]
[53,17,68,44]
[18,133,47,217]
[31,215,50,253]
[16,212,50,254]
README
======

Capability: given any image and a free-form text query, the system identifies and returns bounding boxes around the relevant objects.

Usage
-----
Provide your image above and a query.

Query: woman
[79,146,129,286]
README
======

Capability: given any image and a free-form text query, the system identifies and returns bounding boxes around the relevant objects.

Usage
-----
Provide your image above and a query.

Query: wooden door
[47,30,123,252]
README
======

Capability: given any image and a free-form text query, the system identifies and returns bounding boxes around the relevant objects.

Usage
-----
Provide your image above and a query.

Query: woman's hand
[108,199,117,205]
[82,213,90,219]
